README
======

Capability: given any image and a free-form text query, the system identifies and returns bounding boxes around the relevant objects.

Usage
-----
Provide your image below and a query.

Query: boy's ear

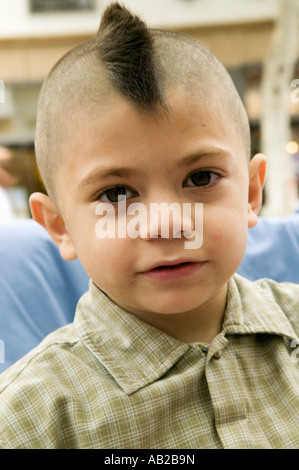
[29,192,77,261]
[248,153,267,228]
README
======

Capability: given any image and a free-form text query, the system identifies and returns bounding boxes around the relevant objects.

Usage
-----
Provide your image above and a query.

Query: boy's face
[38,89,264,330]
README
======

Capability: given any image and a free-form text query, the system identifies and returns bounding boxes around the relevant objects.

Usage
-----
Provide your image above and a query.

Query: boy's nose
[140,201,195,241]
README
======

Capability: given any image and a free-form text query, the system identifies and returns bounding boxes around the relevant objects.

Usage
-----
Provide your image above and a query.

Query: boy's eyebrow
[78,167,143,190]
[78,147,231,190]
[178,148,233,168]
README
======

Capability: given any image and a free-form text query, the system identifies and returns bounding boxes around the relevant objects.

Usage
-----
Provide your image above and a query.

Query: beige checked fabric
[0,274,298,449]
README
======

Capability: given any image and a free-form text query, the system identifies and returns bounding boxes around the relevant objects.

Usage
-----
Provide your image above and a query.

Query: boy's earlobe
[248,153,267,228]
[29,192,77,261]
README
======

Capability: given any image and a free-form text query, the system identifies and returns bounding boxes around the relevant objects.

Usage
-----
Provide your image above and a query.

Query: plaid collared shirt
[0,274,298,449]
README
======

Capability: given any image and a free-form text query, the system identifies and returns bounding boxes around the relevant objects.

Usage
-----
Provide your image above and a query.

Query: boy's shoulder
[0,321,79,392]
[232,273,299,338]
[0,320,86,448]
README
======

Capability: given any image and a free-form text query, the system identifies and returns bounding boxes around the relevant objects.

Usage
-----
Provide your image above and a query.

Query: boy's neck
[127,283,228,344]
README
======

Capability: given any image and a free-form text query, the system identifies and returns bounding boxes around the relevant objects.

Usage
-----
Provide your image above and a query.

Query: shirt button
[212,351,222,360]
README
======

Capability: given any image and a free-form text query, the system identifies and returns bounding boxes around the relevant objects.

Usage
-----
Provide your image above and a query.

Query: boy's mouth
[142,259,205,281]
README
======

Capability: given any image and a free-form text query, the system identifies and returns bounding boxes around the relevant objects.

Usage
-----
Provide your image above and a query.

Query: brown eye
[190,171,211,186]
[98,186,137,203]
[105,187,127,203]
[184,170,219,188]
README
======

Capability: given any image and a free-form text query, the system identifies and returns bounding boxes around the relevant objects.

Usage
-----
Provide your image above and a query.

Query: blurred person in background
[0,146,45,221]
[0,146,19,224]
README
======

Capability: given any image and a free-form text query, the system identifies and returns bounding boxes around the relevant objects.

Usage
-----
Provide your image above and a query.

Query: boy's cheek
[91,237,133,269]
[206,215,247,252]
[209,228,224,242]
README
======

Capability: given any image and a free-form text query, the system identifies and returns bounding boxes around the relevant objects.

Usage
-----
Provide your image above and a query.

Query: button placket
[206,334,228,363]
[212,351,222,360]
[205,338,251,448]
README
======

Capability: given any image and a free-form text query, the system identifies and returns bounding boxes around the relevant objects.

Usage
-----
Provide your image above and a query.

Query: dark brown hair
[96,3,167,112]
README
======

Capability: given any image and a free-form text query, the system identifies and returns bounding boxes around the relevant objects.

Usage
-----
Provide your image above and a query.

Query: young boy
[0,2,298,449]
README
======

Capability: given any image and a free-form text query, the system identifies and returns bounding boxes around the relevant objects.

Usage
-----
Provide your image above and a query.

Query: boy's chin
[141,298,204,317]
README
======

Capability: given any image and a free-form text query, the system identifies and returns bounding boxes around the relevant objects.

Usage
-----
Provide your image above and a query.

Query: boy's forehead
[63,87,221,151]
[54,88,248,212]
[61,88,242,174]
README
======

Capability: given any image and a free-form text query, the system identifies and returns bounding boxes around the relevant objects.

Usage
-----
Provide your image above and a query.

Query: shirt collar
[223,274,298,342]
[74,275,298,394]
[74,280,189,395]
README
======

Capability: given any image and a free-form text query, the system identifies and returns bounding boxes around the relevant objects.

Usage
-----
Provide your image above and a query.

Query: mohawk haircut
[96,3,167,111]
[35,1,250,203]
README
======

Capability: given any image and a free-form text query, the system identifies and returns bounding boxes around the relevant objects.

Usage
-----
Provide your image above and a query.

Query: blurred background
[0,0,299,222]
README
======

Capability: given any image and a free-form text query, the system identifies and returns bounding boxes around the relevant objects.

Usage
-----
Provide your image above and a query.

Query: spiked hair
[35,2,250,202]
[96,3,167,111]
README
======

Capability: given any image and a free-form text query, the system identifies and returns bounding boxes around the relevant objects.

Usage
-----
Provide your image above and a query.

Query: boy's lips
[141,259,205,281]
